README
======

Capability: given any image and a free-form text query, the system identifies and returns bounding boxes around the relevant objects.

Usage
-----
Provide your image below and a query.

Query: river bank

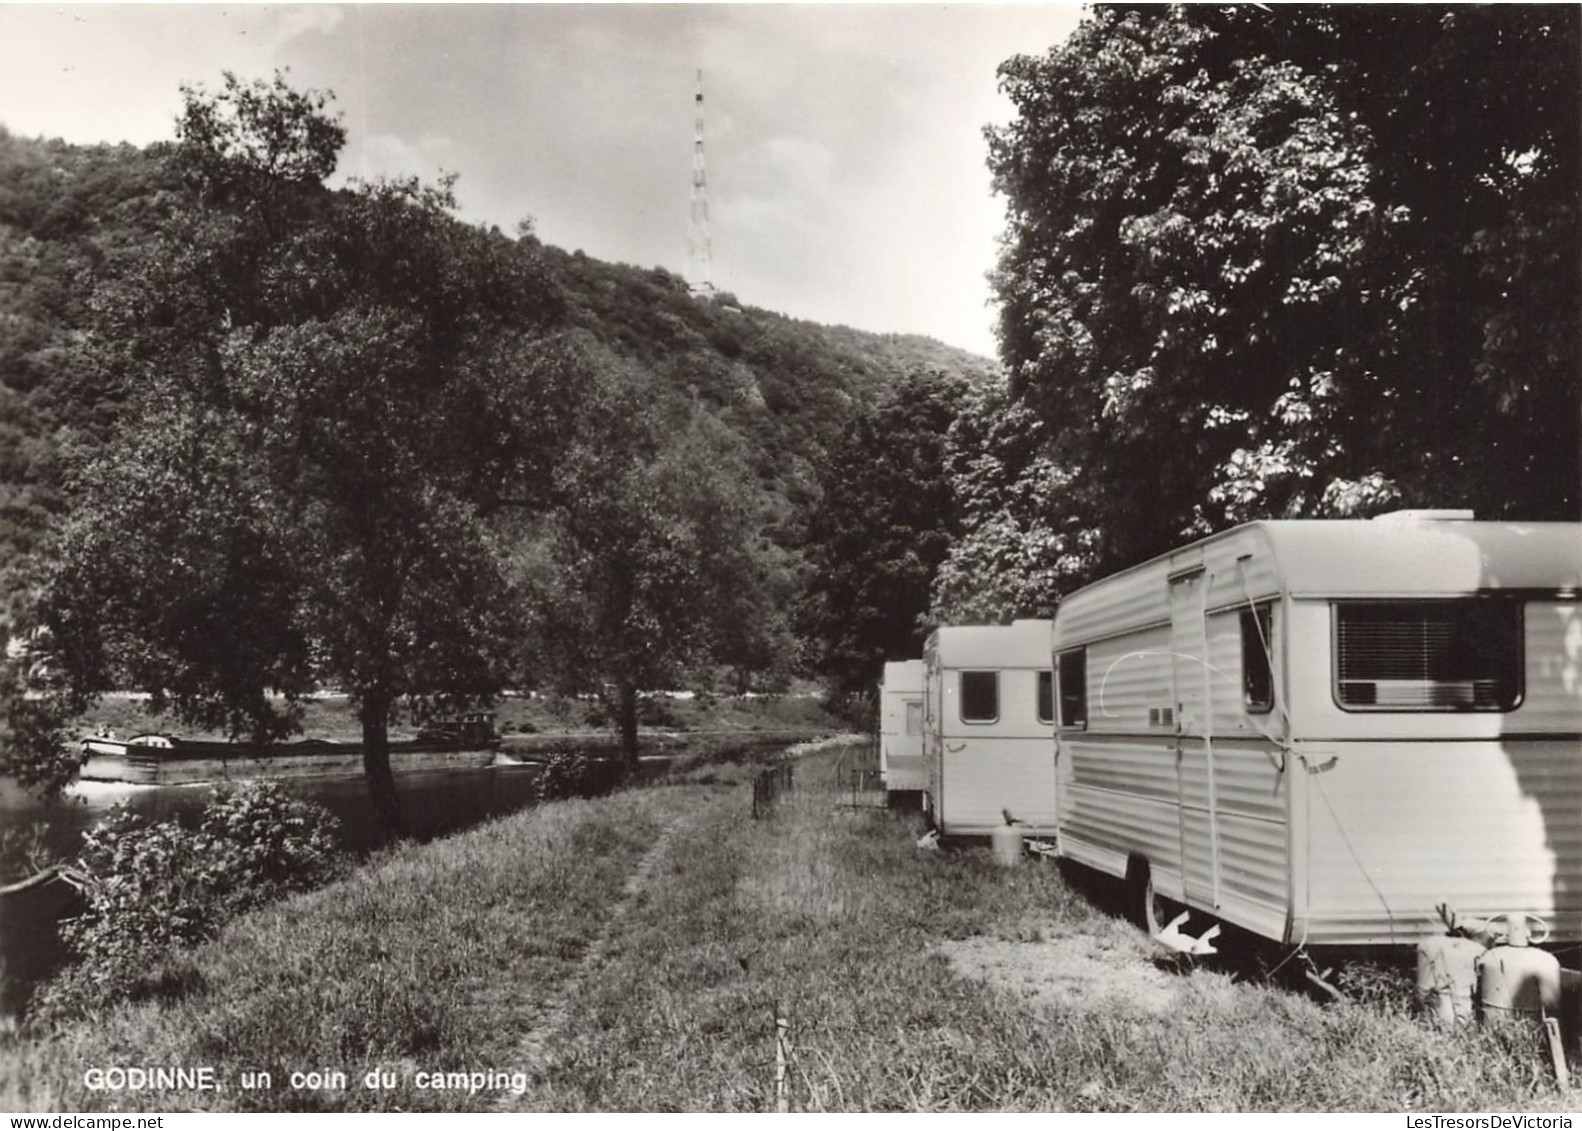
[3,738,1569,1113]
[0,716,838,1020]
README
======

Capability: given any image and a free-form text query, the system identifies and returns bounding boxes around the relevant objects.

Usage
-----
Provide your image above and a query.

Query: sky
[0,3,1083,358]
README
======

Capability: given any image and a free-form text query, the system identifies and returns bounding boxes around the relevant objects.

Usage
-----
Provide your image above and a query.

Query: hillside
[540,247,996,522]
[0,125,998,595]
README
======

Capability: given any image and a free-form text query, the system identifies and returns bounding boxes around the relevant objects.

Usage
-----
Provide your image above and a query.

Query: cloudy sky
[0,4,1083,357]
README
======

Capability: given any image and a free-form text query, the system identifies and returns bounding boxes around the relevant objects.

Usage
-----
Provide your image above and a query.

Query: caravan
[923,619,1056,837]
[1051,513,1582,947]
[879,660,926,802]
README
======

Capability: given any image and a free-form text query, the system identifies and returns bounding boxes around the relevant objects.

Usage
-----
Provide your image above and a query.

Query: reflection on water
[0,763,543,1018]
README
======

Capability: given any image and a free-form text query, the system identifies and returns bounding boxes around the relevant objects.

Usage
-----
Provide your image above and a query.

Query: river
[0,762,545,1019]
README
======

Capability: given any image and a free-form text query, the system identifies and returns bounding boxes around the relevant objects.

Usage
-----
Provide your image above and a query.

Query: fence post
[774,1001,790,1113]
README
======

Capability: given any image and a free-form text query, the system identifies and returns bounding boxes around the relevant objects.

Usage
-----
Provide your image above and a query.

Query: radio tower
[686,68,716,298]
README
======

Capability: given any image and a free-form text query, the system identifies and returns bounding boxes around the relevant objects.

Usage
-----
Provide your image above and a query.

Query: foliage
[989,6,1579,582]
[515,349,787,764]
[1195,5,1581,522]
[0,656,77,799]
[0,819,55,886]
[13,75,580,833]
[797,372,969,700]
[2,790,686,1112]
[990,7,1396,575]
[31,780,343,1022]
[0,94,995,793]
[534,750,622,802]
[931,379,1092,624]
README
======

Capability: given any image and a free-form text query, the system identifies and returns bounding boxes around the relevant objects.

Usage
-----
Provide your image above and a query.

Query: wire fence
[832,738,885,808]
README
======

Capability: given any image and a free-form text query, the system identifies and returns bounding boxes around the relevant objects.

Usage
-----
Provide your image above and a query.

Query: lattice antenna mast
[687,68,716,297]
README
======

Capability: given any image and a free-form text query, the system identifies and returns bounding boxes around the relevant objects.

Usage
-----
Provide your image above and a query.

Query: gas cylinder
[990,818,1023,867]
[1416,932,1486,1026]
[1477,913,1561,1020]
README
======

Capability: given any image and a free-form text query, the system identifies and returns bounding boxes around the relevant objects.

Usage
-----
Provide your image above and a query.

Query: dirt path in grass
[494,790,715,1105]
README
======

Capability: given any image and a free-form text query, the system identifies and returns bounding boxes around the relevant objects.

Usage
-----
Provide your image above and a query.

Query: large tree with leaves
[988,5,1579,580]
[797,371,969,702]
[6,74,579,834]
[930,377,1091,625]
[514,348,779,766]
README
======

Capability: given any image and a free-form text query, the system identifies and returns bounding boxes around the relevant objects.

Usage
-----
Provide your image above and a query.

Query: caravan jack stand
[1153,910,1221,957]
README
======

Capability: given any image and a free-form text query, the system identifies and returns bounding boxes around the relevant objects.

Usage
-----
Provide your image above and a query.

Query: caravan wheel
[1126,858,1169,935]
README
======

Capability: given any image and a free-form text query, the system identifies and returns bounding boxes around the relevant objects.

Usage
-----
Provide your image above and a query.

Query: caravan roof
[929,620,1052,669]
[1256,519,1580,597]
[1062,518,1580,605]
[881,659,924,692]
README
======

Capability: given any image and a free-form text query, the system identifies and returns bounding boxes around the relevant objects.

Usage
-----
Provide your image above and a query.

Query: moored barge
[79,713,503,785]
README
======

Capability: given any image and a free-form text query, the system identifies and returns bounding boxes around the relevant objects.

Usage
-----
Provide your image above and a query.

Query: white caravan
[923,619,1056,837]
[879,659,926,799]
[1051,512,1582,948]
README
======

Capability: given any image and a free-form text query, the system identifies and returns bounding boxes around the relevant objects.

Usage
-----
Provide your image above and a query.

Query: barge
[79,713,502,785]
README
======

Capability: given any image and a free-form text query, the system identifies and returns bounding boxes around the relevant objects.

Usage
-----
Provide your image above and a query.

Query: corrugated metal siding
[1057,563,1172,647]
[1299,738,1582,946]
[1178,741,1287,821]
[1058,777,1180,878]
[1216,816,1289,909]
[1087,627,1172,733]
[1069,734,1177,802]
[1055,537,1294,940]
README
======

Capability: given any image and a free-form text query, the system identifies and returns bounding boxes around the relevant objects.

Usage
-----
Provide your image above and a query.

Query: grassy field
[2,742,1573,1112]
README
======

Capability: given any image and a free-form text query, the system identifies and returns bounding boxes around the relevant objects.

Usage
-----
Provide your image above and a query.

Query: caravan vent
[1148,707,1176,727]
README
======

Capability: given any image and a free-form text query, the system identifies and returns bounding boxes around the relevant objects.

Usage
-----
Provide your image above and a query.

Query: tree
[797,371,968,702]
[990,8,1394,575]
[988,7,1579,583]
[8,74,577,835]
[1214,5,1581,521]
[515,347,775,766]
[930,379,1093,624]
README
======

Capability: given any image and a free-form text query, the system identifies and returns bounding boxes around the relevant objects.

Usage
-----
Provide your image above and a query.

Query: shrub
[637,693,677,728]
[31,781,344,1021]
[536,751,622,802]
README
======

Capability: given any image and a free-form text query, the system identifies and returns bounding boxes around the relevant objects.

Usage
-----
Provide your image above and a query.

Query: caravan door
[1170,566,1220,909]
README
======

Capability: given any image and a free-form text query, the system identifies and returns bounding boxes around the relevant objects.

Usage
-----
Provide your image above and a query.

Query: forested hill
[0,125,997,585]
[539,246,998,517]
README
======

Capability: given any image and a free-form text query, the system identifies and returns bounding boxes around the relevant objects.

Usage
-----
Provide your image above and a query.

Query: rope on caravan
[1233,558,1400,942]
[1232,558,1302,772]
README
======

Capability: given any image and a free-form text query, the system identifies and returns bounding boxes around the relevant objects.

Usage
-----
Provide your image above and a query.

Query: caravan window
[1057,649,1087,728]
[1334,600,1522,711]
[904,700,923,736]
[1037,670,1054,724]
[959,671,999,723]
[1241,605,1274,713]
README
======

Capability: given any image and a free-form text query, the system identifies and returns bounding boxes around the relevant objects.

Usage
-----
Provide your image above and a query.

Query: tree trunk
[617,679,640,773]
[360,696,408,839]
